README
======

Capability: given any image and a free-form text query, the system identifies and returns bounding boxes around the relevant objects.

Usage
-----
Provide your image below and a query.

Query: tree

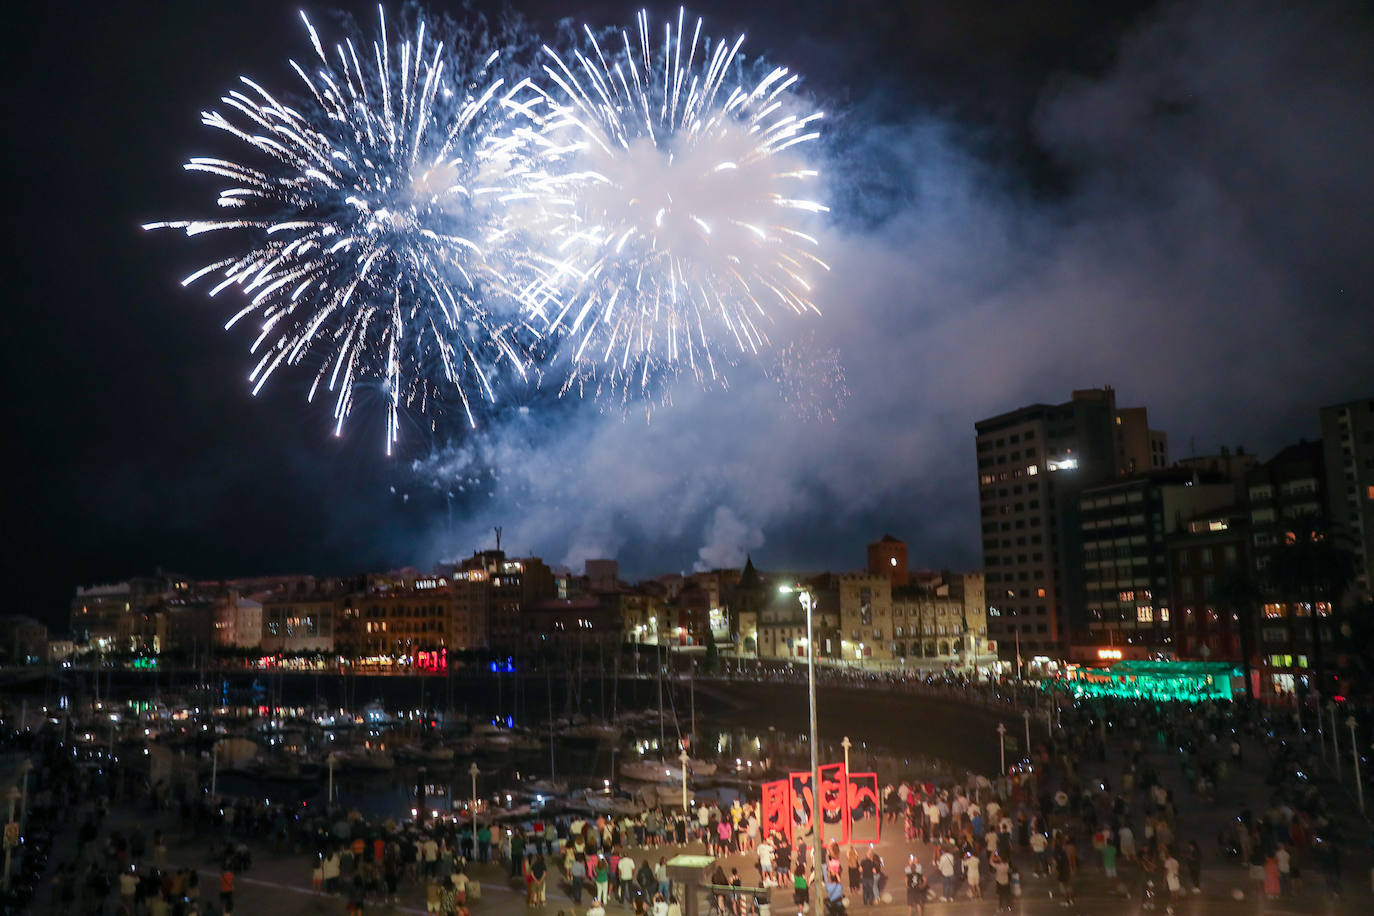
[1211,569,1262,698]
[702,629,720,675]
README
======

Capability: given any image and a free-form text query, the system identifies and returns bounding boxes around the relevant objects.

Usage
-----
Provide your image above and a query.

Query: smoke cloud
[416,0,1374,578]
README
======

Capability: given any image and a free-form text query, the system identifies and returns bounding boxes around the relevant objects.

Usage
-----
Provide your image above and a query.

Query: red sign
[762,764,879,846]
[761,779,791,840]
[846,772,880,845]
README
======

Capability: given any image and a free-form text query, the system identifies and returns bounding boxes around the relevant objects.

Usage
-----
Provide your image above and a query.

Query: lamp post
[210,742,218,798]
[18,761,32,830]
[469,762,479,832]
[679,748,690,812]
[1022,710,1031,762]
[841,736,851,775]
[1348,717,1364,814]
[326,753,337,809]
[781,584,826,916]
[997,723,1007,776]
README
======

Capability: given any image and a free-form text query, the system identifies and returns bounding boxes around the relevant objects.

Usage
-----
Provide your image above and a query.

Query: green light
[1041,660,1240,702]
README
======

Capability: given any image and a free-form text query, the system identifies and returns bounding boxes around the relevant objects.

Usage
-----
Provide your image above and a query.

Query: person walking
[962,852,981,900]
[991,853,1011,912]
[1184,840,1201,894]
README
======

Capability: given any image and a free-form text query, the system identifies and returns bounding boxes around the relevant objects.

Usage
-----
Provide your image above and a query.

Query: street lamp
[997,723,1007,775]
[326,753,337,809]
[1022,710,1031,762]
[780,584,825,916]
[1347,717,1364,814]
[841,736,851,775]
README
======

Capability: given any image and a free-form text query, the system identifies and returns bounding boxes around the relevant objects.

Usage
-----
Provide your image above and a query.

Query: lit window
[890,557,897,567]
[1136,606,1153,623]
[1036,587,1046,598]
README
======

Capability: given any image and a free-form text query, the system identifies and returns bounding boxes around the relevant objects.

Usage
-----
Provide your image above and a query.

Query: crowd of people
[3,681,1369,916]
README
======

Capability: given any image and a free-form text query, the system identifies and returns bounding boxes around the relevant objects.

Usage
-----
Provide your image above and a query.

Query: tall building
[1076,469,1234,657]
[1114,407,1170,476]
[975,387,1161,660]
[1320,397,1374,604]
[1246,441,1332,696]
[866,535,909,586]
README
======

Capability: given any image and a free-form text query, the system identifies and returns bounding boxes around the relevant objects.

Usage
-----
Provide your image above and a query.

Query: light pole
[1348,717,1364,814]
[210,742,218,798]
[842,736,851,775]
[1332,705,1343,780]
[1330,704,1341,771]
[17,761,32,832]
[469,762,480,843]
[997,723,1007,775]
[781,584,826,916]
[679,748,690,812]
[1022,710,1031,762]
[326,753,337,809]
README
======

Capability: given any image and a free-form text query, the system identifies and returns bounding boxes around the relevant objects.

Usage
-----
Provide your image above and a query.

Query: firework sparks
[769,330,849,423]
[517,7,829,396]
[145,9,534,451]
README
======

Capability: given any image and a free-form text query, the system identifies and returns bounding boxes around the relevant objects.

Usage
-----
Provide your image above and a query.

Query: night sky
[8,1,1374,629]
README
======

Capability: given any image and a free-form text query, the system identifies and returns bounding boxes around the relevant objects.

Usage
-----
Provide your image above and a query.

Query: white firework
[515,8,829,396]
[145,9,536,452]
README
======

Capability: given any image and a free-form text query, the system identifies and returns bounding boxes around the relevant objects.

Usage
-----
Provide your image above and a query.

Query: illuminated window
[1368,485,1374,500]
[1263,603,1285,618]
[1036,587,1046,598]
[1136,606,1153,623]
[1160,607,1170,623]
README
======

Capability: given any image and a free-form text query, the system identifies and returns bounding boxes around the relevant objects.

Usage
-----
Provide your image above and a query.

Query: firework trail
[516,8,829,397]
[145,9,536,452]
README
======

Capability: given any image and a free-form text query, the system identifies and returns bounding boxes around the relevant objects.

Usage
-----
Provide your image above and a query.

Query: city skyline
[9,0,1374,629]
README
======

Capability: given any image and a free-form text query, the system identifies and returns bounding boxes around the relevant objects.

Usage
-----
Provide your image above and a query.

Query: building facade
[1076,469,1234,657]
[976,387,1158,660]
[1321,397,1374,605]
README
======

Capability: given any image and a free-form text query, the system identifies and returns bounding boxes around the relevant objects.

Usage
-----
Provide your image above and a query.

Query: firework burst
[145,9,535,451]
[516,8,829,396]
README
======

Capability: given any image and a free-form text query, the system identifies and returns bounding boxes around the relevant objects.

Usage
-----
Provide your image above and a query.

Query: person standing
[618,852,637,905]
[904,855,927,916]
[1276,844,1291,897]
[937,847,956,902]
[219,866,235,915]
[859,850,876,905]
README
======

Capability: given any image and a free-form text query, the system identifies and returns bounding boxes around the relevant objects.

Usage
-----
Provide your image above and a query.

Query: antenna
[494,526,502,551]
